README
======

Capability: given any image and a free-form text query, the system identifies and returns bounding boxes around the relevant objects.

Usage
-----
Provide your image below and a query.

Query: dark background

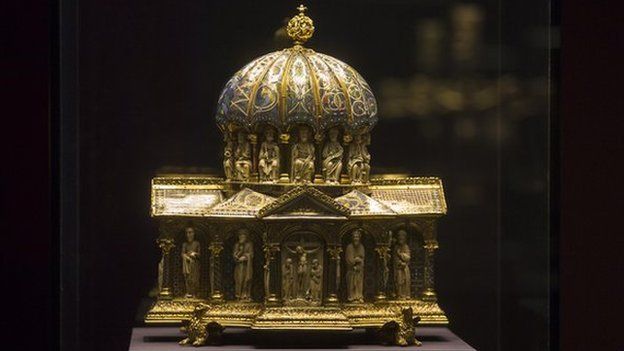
[5,0,624,350]
[71,1,551,350]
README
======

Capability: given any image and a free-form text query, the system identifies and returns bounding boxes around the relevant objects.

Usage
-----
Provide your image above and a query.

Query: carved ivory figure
[258,128,280,182]
[181,227,201,298]
[234,131,252,181]
[223,135,235,180]
[296,247,310,298]
[309,258,322,301]
[291,127,315,182]
[284,238,322,303]
[282,258,295,300]
[348,134,371,183]
[233,229,254,301]
[322,127,343,183]
[393,230,411,299]
[346,229,365,302]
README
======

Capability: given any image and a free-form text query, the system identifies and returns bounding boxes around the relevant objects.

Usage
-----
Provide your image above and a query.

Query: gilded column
[270,245,280,303]
[326,246,342,303]
[263,235,280,303]
[249,133,259,181]
[374,245,390,301]
[208,241,224,302]
[340,133,352,184]
[313,132,324,184]
[157,238,175,299]
[279,133,290,183]
[422,239,439,301]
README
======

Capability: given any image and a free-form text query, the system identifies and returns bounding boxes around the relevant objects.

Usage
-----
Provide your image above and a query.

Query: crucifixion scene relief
[281,233,324,305]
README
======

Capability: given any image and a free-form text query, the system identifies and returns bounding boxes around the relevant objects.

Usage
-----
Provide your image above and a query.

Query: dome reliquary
[145,5,449,347]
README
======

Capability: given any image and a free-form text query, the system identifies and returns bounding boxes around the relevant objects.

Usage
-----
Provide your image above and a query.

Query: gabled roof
[150,175,447,218]
[334,190,396,217]
[368,177,447,215]
[258,186,350,219]
[209,188,276,218]
[151,176,225,217]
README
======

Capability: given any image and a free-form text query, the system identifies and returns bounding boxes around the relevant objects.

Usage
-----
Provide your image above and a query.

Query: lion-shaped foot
[377,307,422,347]
[192,337,206,347]
[179,303,210,347]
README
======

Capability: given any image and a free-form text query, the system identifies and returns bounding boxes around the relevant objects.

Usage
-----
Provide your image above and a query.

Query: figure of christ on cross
[283,237,322,302]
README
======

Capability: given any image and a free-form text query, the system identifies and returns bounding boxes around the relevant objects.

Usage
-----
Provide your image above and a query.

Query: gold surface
[145,6,450,345]
[369,177,448,215]
[257,185,350,218]
[145,298,447,327]
[151,175,447,217]
[287,5,315,45]
[209,188,275,218]
[335,189,396,217]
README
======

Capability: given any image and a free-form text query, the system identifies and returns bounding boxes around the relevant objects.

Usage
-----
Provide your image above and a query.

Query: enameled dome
[215,7,378,135]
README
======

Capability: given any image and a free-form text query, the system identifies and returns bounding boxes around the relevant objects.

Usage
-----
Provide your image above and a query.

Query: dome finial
[287,4,315,46]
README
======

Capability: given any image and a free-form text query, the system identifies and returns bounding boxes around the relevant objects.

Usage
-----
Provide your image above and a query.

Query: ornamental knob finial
[287,4,315,45]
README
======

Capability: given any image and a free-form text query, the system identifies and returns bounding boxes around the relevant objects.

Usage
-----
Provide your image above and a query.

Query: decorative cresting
[215,6,378,135]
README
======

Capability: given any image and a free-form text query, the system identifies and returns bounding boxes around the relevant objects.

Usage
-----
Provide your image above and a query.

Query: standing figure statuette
[309,258,322,301]
[223,134,235,181]
[291,126,315,183]
[295,246,310,298]
[393,229,411,299]
[348,134,371,183]
[282,258,295,300]
[233,229,254,301]
[322,127,344,183]
[234,131,252,181]
[258,128,280,182]
[181,227,201,298]
[345,229,365,303]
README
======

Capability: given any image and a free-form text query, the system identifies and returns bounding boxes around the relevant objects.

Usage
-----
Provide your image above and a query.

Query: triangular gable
[258,186,350,218]
[210,188,276,217]
[334,190,396,217]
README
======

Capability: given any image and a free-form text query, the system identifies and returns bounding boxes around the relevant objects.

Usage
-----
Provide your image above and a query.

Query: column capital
[156,238,175,253]
[424,239,439,250]
[279,133,290,144]
[248,133,258,144]
[208,241,224,256]
[374,245,391,257]
[263,243,280,255]
[327,246,343,260]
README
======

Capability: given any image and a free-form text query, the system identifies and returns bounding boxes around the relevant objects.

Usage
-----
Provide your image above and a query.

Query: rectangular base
[129,327,475,350]
[144,299,449,326]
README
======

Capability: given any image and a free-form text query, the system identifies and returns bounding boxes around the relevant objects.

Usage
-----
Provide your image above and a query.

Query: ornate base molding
[145,297,448,327]
[253,306,352,330]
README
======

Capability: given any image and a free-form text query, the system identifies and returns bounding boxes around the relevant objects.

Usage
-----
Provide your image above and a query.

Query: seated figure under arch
[322,127,344,184]
[291,126,315,183]
[234,131,252,181]
[348,134,371,184]
[258,128,280,182]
